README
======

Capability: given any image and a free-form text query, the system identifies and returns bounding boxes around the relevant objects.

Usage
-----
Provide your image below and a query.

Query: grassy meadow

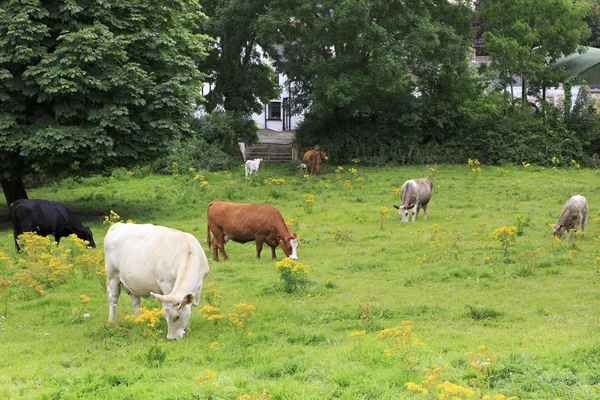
[1,162,600,399]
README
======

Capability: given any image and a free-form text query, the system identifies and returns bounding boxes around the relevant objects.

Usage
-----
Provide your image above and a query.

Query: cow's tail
[206,223,212,250]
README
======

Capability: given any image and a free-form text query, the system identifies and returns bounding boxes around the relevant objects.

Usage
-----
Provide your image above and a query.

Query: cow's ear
[393,205,399,209]
[292,233,297,239]
[276,234,283,242]
[178,294,194,309]
[151,292,165,303]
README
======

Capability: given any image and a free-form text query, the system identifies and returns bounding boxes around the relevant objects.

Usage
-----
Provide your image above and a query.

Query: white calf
[245,158,263,177]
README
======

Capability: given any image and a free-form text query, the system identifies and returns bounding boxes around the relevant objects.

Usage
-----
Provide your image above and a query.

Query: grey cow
[552,195,588,239]
[393,177,433,222]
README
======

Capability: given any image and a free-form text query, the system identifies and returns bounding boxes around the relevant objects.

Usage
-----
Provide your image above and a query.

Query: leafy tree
[583,0,600,47]
[0,0,211,205]
[259,0,476,160]
[198,0,280,114]
[480,0,590,108]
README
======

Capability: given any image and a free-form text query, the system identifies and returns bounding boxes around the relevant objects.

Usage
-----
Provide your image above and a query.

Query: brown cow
[207,201,298,262]
[303,150,328,175]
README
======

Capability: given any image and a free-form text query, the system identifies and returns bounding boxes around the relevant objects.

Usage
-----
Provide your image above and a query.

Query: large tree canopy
[259,0,474,114]
[198,0,280,115]
[480,0,590,107]
[0,0,211,205]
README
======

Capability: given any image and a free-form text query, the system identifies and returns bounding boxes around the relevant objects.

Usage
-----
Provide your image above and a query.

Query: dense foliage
[0,0,211,204]
[198,0,281,115]
[151,112,258,172]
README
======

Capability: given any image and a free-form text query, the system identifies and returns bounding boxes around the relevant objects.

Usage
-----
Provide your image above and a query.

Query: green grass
[2,163,600,399]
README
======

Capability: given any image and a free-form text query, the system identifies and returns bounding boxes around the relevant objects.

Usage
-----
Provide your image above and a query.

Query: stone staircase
[243,130,298,163]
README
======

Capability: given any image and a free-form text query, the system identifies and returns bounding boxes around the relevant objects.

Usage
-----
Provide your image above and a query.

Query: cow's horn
[150,292,165,303]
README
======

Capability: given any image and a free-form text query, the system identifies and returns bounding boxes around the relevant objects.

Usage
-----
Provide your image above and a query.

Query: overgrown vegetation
[1,163,599,398]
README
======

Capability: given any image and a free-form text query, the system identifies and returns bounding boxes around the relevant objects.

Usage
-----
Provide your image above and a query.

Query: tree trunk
[1,177,28,207]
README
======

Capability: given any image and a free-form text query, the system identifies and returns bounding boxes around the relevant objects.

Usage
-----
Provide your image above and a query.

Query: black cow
[9,199,96,252]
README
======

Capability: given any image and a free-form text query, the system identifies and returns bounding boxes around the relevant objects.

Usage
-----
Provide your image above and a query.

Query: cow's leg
[422,204,427,220]
[130,293,142,316]
[255,236,265,259]
[107,278,121,321]
[212,239,220,262]
[213,234,229,261]
[270,246,277,259]
[411,205,418,223]
[217,241,229,261]
[13,230,21,252]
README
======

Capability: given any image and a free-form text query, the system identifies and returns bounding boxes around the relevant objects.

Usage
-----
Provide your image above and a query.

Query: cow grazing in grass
[245,158,263,177]
[104,223,210,340]
[552,195,588,239]
[303,150,328,175]
[207,201,298,262]
[9,199,96,252]
[393,178,433,222]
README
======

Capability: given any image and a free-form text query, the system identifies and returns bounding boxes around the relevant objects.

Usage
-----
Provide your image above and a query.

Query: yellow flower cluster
[349,168,358,175]
[203,283,223,307]
[492,226,517,251]
[193,174,209,187]
[468,345,497,377]
[437,381,475,399]
[571,159,581,169]
[263,178,285,185]
[302,194,315,204]
[80,294,91,307]
[377,320,423,359]
[349,330,366,337]
[228,303,256,328]
[351,158,360,163]
[286,217,301,232]
[15,270,44,296]
[275,258,308,275]
[482,395,517,400]
[522,161,531,168]
[468,158,480,165]
[198,305,225,322]
[194,369,218,385]
[126,307,164,327]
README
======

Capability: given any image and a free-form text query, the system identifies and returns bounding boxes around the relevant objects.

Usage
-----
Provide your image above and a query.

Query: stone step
[245,142,295,163]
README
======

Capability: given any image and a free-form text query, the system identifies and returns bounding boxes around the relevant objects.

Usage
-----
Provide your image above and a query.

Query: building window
[268,101,281,120]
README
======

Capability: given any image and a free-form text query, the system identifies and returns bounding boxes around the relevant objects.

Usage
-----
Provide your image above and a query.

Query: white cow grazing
[393,177,433,222]
[104,223,210,340]
[245,158,263,177]
[552,195,588,239]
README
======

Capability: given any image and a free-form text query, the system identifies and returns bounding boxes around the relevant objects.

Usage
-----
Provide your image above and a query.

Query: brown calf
[207,201,298,262]
[303,150,328,175]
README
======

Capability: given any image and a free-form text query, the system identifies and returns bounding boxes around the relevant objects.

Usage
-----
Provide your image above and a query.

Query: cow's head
[393,204,411,222]
[278,233,298,260]
[78,227,96,248]
[552,223,566,238]
[150,292,194,340]
[319,150,328,161]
